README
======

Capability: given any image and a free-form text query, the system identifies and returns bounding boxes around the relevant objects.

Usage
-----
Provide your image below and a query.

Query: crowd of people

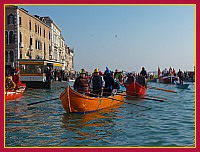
[45,67,75,82]
[73,67,148,97]
[158,66,195,84]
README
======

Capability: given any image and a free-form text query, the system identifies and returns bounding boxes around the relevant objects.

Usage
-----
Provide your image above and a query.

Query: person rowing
[90,68,105,97]
[73,68,89,95]
[103,67,115,96]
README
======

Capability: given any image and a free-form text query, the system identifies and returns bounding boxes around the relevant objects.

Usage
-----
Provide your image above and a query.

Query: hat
[105,67,110,74]
[94,68,99,73]
[80,68,86,74]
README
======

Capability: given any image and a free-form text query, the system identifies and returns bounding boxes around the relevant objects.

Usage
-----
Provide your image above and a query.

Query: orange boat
[60,86,125,113]
[126,81,147,97]
[5,84,26,101]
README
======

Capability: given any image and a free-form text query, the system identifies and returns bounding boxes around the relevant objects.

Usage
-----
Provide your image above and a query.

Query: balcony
[29,45,34,51]
[19,42,24,48]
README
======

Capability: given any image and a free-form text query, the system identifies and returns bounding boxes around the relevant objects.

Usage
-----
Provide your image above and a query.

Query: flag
[158,66,161,78]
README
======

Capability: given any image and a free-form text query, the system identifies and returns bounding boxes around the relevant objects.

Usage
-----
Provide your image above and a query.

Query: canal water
[5,81,195,147]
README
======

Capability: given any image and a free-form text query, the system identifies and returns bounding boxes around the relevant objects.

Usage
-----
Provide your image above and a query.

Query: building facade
[5,5,74,73]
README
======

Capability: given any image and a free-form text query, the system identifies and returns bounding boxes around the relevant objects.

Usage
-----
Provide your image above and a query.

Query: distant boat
[158,76,178,84]
[175,81,189,89]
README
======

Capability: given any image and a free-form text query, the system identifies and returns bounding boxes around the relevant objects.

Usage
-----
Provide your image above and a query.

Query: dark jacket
[74,76,89,93]
[104,74,115,90]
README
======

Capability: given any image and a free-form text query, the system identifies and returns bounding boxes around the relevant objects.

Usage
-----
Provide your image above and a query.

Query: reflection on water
[5,81,195,147]
[61,108,117,144]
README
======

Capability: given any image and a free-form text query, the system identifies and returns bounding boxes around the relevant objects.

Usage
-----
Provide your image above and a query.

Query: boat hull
[126,82,147,97]
[175,82,189,89]
[5,84,26,101]
[60,86,125,113]
[158,76,178,84]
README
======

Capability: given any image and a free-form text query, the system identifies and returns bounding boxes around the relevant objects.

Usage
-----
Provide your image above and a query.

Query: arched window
[10,51,14,62]
[7,14,14,25]
[5,31,8,44]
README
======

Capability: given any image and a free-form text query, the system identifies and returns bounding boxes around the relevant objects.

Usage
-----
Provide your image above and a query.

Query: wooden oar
[87,92,152,110]
[119,90,167,101]
[118,93,165,102]
[145,94,167,101]
[27,97,59,106]
[147,86,177,93]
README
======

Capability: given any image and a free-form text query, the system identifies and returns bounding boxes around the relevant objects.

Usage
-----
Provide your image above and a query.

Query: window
[5,51,8,62]
[39,41,42,50]
[44,42,46,59]
[30,37,33,45]
[5,31,8,44]
[19,32,22,43]
[29,21,31,30]
[19,17,22,26]
[9,31,15,44]
[44,29,45,38]
[40,27,41,36]
[35,40,37,49]
[44,42,46,51]
[49,32,51,40]
[20,64,43,74]
[10,51,14,62]
[7,14,14,25]
[35,24,37,33]
[20,50,22,59]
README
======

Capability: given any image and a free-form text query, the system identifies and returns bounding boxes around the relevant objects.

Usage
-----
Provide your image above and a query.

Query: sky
[20,5,195,73]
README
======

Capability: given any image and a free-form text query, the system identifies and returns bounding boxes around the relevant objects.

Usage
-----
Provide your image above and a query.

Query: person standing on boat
[90,68,105,97]
[177,69,184,85]
[73,69,89,95]
[126,73,135,84]
[137,73,147,87]
[12,71,20,89]
[140,67,147,77]
[139,67,147,87]
[103,68,115,96]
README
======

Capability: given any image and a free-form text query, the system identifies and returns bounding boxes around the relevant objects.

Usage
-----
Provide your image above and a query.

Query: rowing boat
[126,81,147,97]
[158,76,178,84]
[5,83,26,101]
[60,86,125,113]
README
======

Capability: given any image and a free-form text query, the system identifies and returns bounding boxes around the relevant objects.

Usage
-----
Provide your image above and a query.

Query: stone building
[5,5,74,73]
[5,5,51,70]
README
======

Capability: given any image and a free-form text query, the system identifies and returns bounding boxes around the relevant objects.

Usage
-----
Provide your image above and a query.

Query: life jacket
[92,75,102,90]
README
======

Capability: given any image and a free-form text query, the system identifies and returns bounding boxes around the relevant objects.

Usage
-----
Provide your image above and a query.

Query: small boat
[60,86,125,113]
[5,83,26,101]
[126,81,147,97]
[158,76,178,84]
[175,81,189,89]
